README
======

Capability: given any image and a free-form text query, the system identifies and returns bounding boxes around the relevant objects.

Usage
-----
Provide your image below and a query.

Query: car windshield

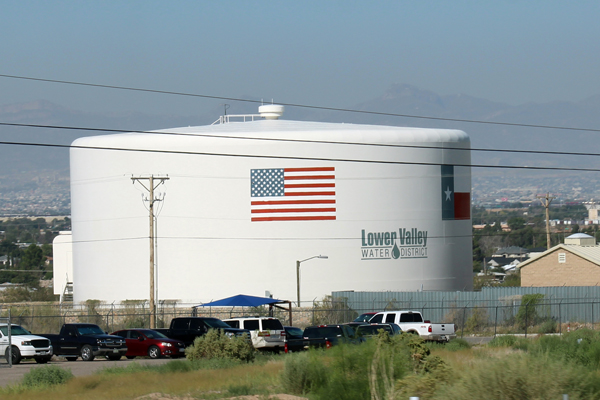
[0,325,31,336]
[141,330,168,339]
[285,327,303,336]
[77,325,105,336]
[353,313,374,323]
[203,318,232,329]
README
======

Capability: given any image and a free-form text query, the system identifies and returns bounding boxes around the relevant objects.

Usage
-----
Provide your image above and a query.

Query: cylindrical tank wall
[69,120,472,304]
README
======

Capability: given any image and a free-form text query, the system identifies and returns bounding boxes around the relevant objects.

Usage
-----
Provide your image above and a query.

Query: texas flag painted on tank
[250,167,336,222]
[441,165,470,220]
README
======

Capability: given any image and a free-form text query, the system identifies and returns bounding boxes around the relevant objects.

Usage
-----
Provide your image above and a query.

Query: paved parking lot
[0,357,172,387]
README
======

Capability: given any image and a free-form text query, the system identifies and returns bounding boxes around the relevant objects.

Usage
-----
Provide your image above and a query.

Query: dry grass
[1,361,285,400]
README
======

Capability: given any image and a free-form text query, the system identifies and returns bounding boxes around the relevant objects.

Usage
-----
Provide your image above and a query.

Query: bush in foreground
[281,332,446,400]
[22,365,74,388]
[186,329,255,362]
[433,352,600,400]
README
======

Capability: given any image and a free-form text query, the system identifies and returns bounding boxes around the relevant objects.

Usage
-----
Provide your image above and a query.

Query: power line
[1,73,599,133]
[58,230,570,245]
[1,138,600,172]
[4,120,600,160]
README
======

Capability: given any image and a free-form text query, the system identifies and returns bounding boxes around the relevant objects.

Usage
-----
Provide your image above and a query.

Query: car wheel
[65,356,78,361]
[147,345,161,359]
[80,345,95,361]
[126,356,136,360]
[5,346,22,364]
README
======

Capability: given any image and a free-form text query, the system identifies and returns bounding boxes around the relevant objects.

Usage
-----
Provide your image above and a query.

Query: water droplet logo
[392,242,400,259]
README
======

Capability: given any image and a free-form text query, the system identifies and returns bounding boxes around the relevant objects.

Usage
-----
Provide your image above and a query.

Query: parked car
[302,324,364,349]
[369,311,455,342]
[223,317,285,352]
[0,324,53,364]
[39,323,127,361]
[156,317,250,347]
[110,329,186,359]
[353,312,377,323]
[355,323,402,338]
[282,326,305,353]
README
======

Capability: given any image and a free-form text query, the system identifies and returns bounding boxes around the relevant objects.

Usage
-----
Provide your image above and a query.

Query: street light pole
[296,255,328,307]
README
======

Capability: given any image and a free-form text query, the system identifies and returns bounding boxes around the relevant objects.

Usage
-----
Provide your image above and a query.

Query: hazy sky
[2,1,599,116]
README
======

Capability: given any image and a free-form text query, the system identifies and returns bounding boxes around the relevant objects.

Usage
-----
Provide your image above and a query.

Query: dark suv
[158,317,250,347]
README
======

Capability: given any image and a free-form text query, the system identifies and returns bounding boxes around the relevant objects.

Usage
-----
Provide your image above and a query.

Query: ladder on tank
[61,282,73,303]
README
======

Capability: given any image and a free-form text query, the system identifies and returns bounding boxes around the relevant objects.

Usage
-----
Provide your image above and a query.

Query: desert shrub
[488,335,518,347]
[515,293,546,330]
[311,340,379,400]
[78,299,104,326]
[280,351,328,395]
[528,329,600,369]
[311,296,357,325]
[281,331,450,399]
[185,329,255,362]
[537,318,557,334]
[432,352,600,400]
[444,338,471,351]
[465,307,488,333]
[22,366,73,388]
[120,300,148,328]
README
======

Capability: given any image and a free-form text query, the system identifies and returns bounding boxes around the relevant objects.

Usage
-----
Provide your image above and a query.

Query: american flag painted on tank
[250,167,336,222]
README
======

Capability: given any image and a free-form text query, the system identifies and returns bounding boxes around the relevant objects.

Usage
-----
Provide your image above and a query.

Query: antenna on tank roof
[222,104,230,116]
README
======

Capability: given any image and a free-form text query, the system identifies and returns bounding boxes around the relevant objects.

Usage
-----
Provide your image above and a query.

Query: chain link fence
[1,296,598,340]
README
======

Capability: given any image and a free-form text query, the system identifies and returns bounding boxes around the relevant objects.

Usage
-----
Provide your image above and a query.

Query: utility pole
[131,175,169,328]
[538,192,555,250]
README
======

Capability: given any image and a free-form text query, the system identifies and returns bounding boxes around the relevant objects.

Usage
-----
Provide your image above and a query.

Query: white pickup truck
[368,311,456,342]
[0,323,53,364]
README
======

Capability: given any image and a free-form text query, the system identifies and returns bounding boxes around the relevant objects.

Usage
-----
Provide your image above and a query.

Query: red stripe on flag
[252,216,337,222]
[454,192,471,220]
[251,199,336,206]
[252,207,336,214]
[284,167,335,172]
[285,175,335,180]
[285,191,335,197]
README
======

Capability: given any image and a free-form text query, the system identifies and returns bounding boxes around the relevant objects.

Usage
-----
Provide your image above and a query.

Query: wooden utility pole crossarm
[131,175,169,329]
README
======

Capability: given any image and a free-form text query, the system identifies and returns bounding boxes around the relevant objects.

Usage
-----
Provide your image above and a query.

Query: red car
[110,329,186,359]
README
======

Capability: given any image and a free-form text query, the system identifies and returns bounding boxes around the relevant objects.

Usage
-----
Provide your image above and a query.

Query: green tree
[22,244,44,268]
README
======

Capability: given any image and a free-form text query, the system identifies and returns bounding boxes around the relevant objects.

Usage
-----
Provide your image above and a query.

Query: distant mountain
[1,85,599,211]
[0,100,217,173]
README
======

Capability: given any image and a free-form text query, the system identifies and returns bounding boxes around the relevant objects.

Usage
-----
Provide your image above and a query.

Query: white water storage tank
[69,107,472,304]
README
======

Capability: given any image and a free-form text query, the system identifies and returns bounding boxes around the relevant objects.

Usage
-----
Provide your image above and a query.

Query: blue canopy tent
[192,294,294,325]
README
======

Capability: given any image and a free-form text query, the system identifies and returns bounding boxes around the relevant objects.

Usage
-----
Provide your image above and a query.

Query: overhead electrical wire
[0,138,599,172]
[3,120,600,161]
[0,73,599,133]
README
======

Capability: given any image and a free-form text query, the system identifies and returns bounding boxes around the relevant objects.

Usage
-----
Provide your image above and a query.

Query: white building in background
[51,231,73,302]
[58,106,473,304]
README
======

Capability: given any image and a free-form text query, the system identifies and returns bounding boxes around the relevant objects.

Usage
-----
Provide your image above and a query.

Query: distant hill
[1,85,599,209]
